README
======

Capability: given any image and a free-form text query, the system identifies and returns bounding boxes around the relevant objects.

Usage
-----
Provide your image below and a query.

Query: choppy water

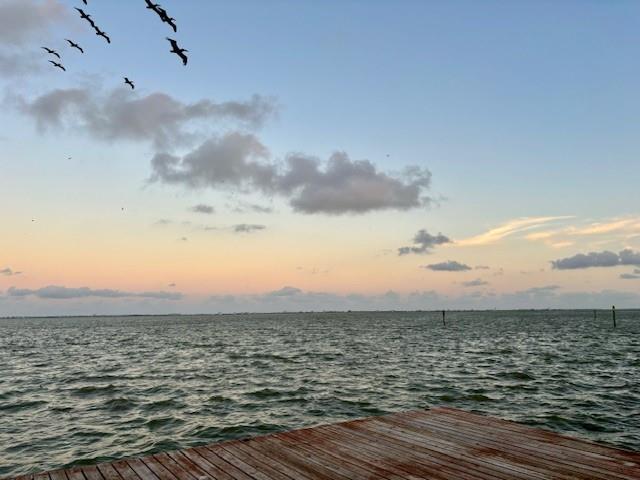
[1,310,639,477]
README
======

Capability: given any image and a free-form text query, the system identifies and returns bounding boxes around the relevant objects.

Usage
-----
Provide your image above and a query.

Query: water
[1,310,639,477]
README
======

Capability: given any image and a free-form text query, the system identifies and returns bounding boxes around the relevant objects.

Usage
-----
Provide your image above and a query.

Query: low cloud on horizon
[6,285,182,300]
[3,284,639,317]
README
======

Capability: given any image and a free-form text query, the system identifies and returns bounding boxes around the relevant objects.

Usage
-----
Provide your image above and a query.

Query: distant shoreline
[2,308,639,320]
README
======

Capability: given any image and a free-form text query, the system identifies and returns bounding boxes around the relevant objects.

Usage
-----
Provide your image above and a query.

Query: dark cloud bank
[15,88,276,149]
[551,249,640,270]
[16,87,435,215]
[151,140,434,215]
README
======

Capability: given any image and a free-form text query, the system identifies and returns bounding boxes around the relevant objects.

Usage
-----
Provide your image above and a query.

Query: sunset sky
[2,0,640,315]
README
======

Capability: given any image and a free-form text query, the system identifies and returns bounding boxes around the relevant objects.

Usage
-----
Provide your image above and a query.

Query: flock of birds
[41,0,189,89]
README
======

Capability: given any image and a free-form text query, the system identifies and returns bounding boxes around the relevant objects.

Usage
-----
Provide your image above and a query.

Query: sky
[1,0,640,316]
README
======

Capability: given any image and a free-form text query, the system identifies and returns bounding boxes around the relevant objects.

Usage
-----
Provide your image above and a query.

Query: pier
[8,407,640,480]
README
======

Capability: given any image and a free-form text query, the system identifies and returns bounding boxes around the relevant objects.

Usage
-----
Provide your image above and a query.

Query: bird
[49,60,66,71]
[167,38,188,65]
[157,7,177,32]
[41,47,60,59]
[75,8,95,28]
[65,39,84,53]
[144,0,161,10]
[94,27,111,44]
[124,77,135,89]
[162,14,177,32]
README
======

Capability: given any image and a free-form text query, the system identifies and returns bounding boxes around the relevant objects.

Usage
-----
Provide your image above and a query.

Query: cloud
[475,265,490,270]
[461,279,489,287]
[151,141,434,215]
[635,269,640,274]
[7,285,182,300]
[526,216,640,246]
[457,216,571,246]
[398,229,451,255]
[620,273,640,280]
[266,286,302,297]
[16,88,277,149]
[551,249,640,270]
[0,52,42,77]
[518,285,560,296]
[423,261,471,272]
[1,267,21,276]
[233,223,266,233]
[280,153,433,214]
[231,202,273,214]
[190,204,215,214]
[0,0,67,46]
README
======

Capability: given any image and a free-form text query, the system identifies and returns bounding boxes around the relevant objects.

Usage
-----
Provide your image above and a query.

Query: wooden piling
[442,309,446,326]
[612,305,616,328]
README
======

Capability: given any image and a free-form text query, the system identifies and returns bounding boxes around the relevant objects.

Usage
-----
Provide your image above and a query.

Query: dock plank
[391,411,638,479]
[5,408,640,480]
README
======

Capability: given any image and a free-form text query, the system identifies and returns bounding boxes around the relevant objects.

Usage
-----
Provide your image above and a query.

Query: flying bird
[162,14,177,33]
[65,39,84,53]
[124,77,135,89]
[41,47,60,59]
[167,38,188,65]
[144,0,161,10]
[49,60,66,72]
[157,7,177,32]
[75,8,95,28]
[94,27,111,44]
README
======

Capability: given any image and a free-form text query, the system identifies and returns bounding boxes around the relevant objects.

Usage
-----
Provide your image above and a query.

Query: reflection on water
[1,310,639,476]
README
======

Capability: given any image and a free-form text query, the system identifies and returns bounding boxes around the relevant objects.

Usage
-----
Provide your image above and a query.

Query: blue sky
[1,0,640,315]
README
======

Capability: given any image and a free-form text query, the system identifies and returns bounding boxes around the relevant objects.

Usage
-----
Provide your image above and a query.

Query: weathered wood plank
[172,449,234,480]
[323,422,539,480]
[111,460,141,480]
[393,411,640,479]
[95,463,121,480]
[139,456,179,480]
[79,466,103,480]
[438,407,640,462]
[150,453,197,480]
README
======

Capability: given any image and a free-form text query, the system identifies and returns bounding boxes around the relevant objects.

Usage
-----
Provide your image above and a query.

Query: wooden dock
[8,407,640,480]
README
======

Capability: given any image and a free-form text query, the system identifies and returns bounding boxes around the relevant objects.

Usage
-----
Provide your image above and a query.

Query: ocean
[1,310,638,477]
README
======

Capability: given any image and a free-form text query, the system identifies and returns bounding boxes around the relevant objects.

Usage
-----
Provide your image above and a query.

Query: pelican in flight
[124,77,135,90]
[41,47,60,59]
[75,8,95,28]
[167,38,188,65]
[94,27,111,44]
[144,0,160,10]
[65,39,84,54]
[49,60,66,72]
